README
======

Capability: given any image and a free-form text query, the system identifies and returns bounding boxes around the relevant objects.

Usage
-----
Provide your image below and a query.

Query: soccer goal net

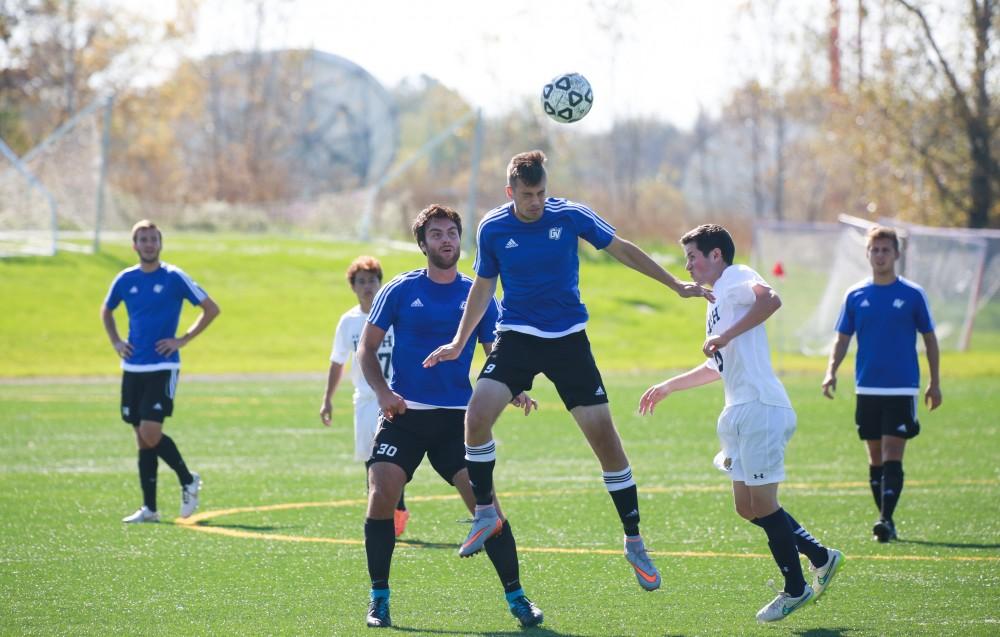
[0,96,112,257]
[751,215,999,353]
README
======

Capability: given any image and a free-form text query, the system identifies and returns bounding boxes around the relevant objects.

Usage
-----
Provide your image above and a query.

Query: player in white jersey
[320,256,409,537]
[639,224,842,624]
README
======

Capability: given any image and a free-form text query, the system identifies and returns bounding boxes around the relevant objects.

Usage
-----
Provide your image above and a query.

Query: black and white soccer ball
[541,73,594,123]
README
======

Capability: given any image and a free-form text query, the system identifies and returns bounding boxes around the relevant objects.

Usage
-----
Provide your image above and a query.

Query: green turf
[1,373,997,636]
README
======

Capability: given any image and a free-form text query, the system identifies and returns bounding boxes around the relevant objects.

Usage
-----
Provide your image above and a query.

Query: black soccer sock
[138,448,158,511]
[782,510,829,568]
[755,508,807,597]
[154,435,193,486]
[604,468,640,536]
[869,465,884,512]
[465,441,496,506]
[881,460,904,522]
[396,487,406,512]
[364,518,395,590]
[484,520,522,594]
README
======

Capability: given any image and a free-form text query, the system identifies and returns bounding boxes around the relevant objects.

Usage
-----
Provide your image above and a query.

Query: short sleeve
[835,293,855,336]
[104,277,122,310]
[473,226,500,278]
[171,267,208,305]
[369,279,399,332]
[572,203,615,250]
[913,289,935,334]
[329,315,352,364]
[475,297,501,344]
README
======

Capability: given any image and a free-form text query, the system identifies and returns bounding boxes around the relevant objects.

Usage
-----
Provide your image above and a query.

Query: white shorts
[353,396,381,462]
[713,401,796,486]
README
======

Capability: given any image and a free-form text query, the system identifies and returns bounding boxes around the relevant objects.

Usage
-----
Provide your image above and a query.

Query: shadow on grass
[395,538,461,550]
[392,627,609,637]
[895,538,1000,550]
[792,629,857,637]
[177,520,298,532]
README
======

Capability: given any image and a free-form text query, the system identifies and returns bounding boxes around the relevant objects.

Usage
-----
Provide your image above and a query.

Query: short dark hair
[866,225,900,252]
[507,150,547,187]
[680,224,736,265]
[346,255,382,285]
[411,204,462,248]
[131,219,162,243]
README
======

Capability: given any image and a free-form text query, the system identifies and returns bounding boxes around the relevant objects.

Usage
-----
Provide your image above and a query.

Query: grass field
[1,373,997,636]
[1,234,998,635]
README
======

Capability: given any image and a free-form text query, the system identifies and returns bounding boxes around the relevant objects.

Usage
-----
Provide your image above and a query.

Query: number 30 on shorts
[376,443,398,457]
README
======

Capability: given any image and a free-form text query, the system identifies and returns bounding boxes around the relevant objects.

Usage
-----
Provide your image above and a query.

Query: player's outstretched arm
[922,330,942,410]
[822,332,852,399]
[423,275,498,368]
[320,361,345,426]
[603,236,713,301]
[702,284,780,357]
[639,362,720,415]
[155,296,221,356]
[359,322,406,418]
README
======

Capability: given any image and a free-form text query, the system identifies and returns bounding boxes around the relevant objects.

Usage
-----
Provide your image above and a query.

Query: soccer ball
[541,73,594,123]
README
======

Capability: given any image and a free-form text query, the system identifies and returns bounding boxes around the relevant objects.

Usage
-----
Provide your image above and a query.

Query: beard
[428,248,459,270]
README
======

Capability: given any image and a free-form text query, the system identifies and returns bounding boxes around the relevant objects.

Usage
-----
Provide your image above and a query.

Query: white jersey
[704,265,791,408]
[329,305,394,401]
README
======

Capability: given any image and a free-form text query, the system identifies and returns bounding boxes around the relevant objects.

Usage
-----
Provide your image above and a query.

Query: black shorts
[366,408,466,484]
[855,394,921,440]
[121,369,178,426]
[477,329,608,411]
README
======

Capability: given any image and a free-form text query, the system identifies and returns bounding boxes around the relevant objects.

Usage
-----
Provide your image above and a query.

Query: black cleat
[509,595,544,627]
[872,518,897,543]
[366,597,391,628]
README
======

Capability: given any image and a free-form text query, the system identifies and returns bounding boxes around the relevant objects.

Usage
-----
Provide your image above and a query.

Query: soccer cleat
[180,472,201,518]
[122,505,160,524]
[394,508,410,538]
[809,548,843,599]
[624,535,661,591]
[366,596,391,628]
[508,595,544,627]
[755,582,814,623]
[872,518,897,543]
[458,506,502,557]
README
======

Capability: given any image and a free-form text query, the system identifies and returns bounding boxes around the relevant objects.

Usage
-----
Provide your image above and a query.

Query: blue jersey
[835,276,935,395]
[103,262,208,372]
[369,269,499,409]
[473,197,615,337]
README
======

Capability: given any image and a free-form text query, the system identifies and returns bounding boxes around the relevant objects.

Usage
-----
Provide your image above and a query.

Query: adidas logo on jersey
[860,299,870,307]
[129,286,139,294]
[594,385,605,396]
[410,298,424,307]
[505,238,519,249]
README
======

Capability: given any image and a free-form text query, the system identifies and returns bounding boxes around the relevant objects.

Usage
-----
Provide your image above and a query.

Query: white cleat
[180,472,201,518]
[809,548,843,599]
[756,582,814,623]
[122,505,161,524]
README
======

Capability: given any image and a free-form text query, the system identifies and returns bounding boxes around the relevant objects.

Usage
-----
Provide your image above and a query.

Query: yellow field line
[174,488,1000,563]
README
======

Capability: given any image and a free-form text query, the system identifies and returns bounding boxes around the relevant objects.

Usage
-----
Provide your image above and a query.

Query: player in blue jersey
[423,150,709,591]
[357,204,542,629]
[822,225,941,542]
[640,224,842,623]
[101,220,220,523]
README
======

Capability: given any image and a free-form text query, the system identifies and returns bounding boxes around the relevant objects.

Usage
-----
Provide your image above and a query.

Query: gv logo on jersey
[153,284,164,294]
[893,298,905,309]
[549,227,562,240]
